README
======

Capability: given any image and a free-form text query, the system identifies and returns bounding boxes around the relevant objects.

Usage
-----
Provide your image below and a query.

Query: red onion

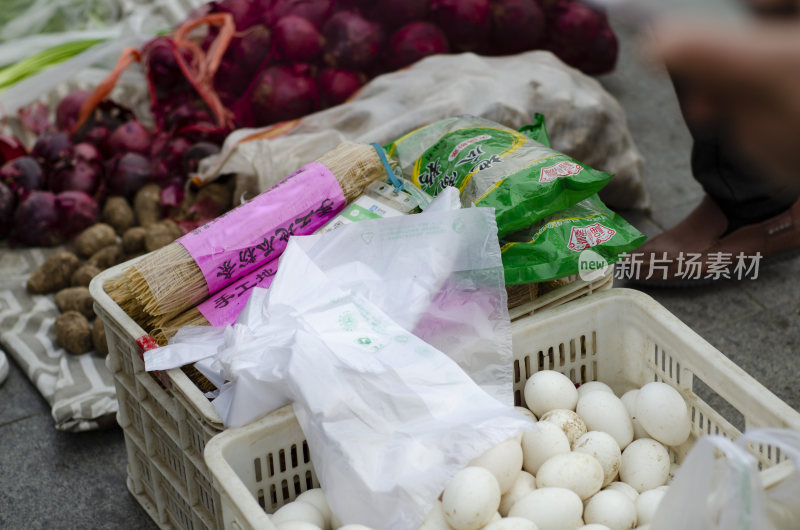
[387,22,450,70]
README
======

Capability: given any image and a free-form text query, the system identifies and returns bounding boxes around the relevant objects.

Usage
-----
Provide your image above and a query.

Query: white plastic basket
[89,254,612,530]
[91,258,226,530]
[204,288,800,530]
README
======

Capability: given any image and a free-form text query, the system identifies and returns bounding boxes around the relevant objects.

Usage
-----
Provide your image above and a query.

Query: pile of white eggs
[266,371,693,530]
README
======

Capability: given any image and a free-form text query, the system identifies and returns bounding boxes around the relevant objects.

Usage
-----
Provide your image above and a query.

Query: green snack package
[501,194,646,285]
[384,114,612,238]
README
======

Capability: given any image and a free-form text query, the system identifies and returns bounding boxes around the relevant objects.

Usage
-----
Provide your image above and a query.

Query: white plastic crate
[91,259,226,530]
[89,251,612,530]
[204,288,800,530]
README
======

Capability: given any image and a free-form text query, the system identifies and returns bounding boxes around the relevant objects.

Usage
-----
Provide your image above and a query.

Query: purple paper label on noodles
[197,260,280,326]
[177,161,345,294]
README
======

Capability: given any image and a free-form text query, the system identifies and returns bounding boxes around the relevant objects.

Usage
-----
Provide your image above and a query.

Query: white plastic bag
[146,205,531,528]
[147,202,513,408]
[652,428,800,530]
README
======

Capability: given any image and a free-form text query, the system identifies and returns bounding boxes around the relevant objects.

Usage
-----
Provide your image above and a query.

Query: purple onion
[107,121,152,155]
[12,190,62,246]
[31,132,71,167]
[56,190,99,238]
[56,90,92,132]
[49,143,104,195]
[106,153,152,199]
[0,156,45,196]
[0,181,16,238]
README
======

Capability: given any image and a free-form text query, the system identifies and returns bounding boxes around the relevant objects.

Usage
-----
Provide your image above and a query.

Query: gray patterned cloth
[0,245,117,432]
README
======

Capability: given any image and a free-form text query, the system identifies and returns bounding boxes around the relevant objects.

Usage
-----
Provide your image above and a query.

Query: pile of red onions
[148,0,618,131]
[3,0,618,247]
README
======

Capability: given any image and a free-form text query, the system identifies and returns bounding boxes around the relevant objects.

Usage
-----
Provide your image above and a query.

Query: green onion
[0,38,105,91]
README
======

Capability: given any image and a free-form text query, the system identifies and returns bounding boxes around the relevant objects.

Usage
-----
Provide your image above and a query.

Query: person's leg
[629,80,800,282]
[689,124,799,234]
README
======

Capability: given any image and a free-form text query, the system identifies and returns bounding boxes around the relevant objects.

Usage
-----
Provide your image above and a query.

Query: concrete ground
[1,14,798,530]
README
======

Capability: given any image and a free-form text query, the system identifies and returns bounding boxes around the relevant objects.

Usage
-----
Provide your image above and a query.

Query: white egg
[619,439,670,493]
[635,383,691,447]
[296,489,332,530]
[524,371,579,417]
[331,512,342,530]
[577,381,614,398]
[602,482,639,503]
[577,525,612,530]
[635,489,666,525]
[471,439,524,494]
[484,517,539,530]
[540,409,588,447]
[516,407,539,422]
[419,500,450,530]
[508,488,584,530]
[535,452,604,501]
[635,525,651,530]
[667,462,680,483]
[272,502,326,528]
[521,422,571,475]
[338,526,373,530]
[576,392,634,450]
[573,431,622,487]
[442,466,502,530]
[582,490,637,530]
[275,522,323,530]
[620,390,649,440]
[499,471,537,516]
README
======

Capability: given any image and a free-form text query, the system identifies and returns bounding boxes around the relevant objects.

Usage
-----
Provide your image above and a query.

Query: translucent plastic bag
[146,205,530,528]
[652,428,800,530]
[146,198,513,408]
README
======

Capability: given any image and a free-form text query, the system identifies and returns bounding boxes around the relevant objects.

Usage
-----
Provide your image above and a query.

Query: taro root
[133,183,163,228]
[27,251,81,294]
[87,244,125,270]
[74,223,117,258]
[122,226,147,255]
[144,220,182,252]
[71,264,102,287]
[55,311,92,355]
[55,287,95,320]
[102,196,136,235]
